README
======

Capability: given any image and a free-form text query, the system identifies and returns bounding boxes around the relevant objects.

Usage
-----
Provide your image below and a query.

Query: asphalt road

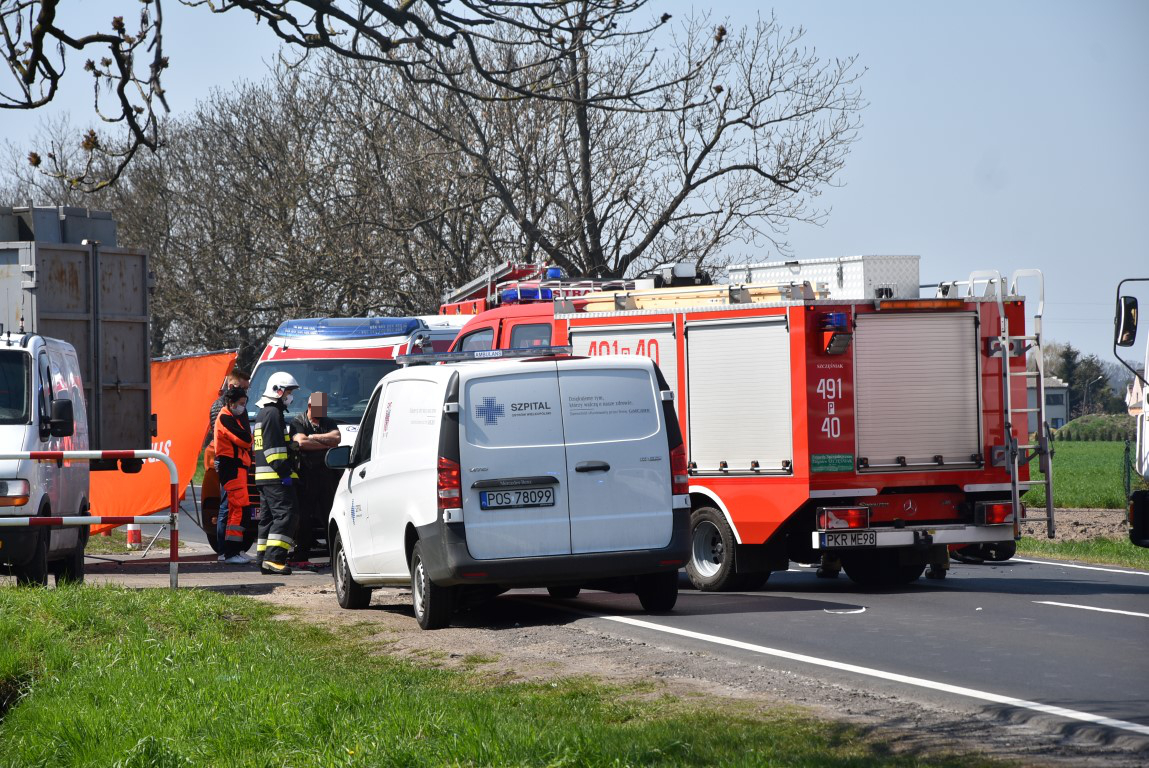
[509,558,1149,747]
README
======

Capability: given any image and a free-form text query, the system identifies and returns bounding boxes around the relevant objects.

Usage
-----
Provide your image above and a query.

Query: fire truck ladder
[967,269,1055,539]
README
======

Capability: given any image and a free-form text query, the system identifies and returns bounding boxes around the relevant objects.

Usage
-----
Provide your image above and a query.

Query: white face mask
[283,393,294,406]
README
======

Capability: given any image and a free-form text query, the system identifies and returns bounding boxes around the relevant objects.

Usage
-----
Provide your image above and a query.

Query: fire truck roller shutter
[854,312,980,469]
[569,324,679,397]
[686,317,792,473]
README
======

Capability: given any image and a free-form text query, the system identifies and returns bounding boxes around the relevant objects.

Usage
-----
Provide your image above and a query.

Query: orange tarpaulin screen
[90,351,236,531]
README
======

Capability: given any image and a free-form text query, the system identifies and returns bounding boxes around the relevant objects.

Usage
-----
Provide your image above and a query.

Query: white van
[325,351,691,628]
[0,333,89,584]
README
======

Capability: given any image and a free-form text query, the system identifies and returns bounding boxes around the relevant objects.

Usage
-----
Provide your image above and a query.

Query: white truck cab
[325,350,691,628]
[0,333,90,584]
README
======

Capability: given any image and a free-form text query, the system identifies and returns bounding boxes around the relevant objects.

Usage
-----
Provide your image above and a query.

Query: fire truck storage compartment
[568,323,679,395]
[853,311,980,470]
[686,316,792,473]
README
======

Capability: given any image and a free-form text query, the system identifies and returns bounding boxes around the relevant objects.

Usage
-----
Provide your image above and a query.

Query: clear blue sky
[5,1,1146,364]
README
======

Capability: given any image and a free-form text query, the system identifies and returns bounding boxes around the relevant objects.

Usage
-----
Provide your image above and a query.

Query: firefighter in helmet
[253,371,302,575]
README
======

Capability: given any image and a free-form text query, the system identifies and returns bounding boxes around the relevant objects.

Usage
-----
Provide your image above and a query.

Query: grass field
[1022,440,1142,510]
[1016,537,1149,569]
[0,587,1003,768]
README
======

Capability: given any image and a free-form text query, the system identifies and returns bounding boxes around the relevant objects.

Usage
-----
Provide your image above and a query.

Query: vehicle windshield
[248,359,399,425]
[0,350,30,425]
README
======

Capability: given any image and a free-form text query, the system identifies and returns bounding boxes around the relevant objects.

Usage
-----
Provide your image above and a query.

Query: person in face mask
[252,371,301,575]
[213,386,256,564]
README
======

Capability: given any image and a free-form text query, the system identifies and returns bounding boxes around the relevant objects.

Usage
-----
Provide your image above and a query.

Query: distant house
[1027,375,1069,433]
[1127,369,1145,418]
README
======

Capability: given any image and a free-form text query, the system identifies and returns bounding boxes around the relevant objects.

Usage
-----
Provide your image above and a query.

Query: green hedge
[1051,413,1136,442]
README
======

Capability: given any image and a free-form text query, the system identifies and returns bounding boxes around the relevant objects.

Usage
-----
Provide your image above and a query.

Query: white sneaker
[237,551,258,562]
[222,554,250,565]
[217,554,227,562]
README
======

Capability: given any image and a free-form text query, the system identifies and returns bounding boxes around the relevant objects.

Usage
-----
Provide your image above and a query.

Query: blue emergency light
[822,312,849,330]
[501,286,554,304]
[275,317,423,339]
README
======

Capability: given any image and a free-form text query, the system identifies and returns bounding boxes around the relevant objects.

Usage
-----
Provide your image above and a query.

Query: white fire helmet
[256,371,300,406]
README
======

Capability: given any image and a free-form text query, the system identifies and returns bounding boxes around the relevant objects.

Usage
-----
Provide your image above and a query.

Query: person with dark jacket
[214,386,255,564]
[289,391,342,564]
[253,371,301,575]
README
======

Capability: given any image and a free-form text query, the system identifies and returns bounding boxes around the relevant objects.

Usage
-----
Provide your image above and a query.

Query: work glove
[281,477,293,487]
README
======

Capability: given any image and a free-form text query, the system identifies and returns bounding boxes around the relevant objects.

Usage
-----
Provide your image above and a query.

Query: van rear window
[0,351,30,425]
[463,370,564,448]
[559,368,660,444]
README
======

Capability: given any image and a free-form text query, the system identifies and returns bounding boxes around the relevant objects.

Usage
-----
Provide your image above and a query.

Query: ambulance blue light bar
[275,317,423,339]
[398,346,574,366]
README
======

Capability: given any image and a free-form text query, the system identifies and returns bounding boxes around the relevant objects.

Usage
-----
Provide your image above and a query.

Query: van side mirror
[49,398,75,438]
[1115,295,1138,348]
[326,444,352,469]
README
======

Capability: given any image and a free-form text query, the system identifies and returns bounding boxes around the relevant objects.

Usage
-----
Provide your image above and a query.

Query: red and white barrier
[0,450,181,588]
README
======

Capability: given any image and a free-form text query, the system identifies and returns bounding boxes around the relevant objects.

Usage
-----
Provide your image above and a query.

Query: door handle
[575,461,610,473]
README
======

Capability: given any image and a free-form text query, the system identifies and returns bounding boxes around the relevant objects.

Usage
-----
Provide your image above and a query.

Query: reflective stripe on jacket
[253,402,298,485]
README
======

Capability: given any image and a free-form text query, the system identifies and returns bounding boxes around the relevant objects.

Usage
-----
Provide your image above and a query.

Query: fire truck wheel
[841,551,925,587]
[636,570,679,612]
[983,540,1016,561]
[736,572,771,591]
[687,507,740,591]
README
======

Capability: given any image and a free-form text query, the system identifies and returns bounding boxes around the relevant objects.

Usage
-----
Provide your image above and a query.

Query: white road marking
[1012,558,1148,576]
[592,613,1149,738]
[1035,601,1149,619]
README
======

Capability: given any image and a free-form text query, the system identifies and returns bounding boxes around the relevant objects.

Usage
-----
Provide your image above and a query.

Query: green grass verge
[1016,537,1149,570]
[0,587,1006,768]
[1022,441,1145,509]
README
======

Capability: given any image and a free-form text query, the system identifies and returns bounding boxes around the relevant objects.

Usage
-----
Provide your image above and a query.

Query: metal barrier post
[0,449,181,588]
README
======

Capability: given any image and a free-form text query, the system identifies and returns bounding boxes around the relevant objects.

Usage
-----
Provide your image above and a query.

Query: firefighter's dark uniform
[253,398,300,571]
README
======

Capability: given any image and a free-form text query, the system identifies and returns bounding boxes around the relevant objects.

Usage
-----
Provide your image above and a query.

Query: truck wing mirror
[49,398,75,438]
[326,444,352,469]
[1115,295,1138,348]
[1130,491,1149,549]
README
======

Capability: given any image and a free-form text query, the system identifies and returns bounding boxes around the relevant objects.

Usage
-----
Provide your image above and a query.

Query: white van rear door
[557,357,673,554]
[459,363,571,559]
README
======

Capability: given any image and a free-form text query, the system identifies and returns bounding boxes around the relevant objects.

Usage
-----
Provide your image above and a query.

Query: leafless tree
[330,10,864,277]
[1,0,671,191]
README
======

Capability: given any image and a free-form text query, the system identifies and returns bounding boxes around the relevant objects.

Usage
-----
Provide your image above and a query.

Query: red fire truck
[442,259,1055,589]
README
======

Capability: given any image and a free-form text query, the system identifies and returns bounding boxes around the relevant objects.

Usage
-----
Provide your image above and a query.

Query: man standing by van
[290,391,341,566]
[253,372,301,575]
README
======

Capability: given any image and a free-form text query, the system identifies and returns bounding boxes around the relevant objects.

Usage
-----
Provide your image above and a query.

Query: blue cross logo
[475,396,505,425]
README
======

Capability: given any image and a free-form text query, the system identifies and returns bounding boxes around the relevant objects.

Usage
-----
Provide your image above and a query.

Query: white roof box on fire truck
[727,255,920,301]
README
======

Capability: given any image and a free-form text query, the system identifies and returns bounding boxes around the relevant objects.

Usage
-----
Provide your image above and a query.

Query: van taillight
[437,457,461,510]
[671,444,689,495]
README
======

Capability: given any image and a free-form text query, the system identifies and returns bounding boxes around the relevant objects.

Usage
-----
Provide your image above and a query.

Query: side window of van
[509,323,551,349]
[350,389,381,465]
[36,353,52,425]
[458,328,495,352]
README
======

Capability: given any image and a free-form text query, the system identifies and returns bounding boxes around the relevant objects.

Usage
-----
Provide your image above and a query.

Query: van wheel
[332,531,372,609]
[687,507,739,591]
[736,572,770,591]
[53,549,85,585]
[547,586,580,599]
[15,531,49,587]
[636,570,678,612]
[411,541,453,630]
